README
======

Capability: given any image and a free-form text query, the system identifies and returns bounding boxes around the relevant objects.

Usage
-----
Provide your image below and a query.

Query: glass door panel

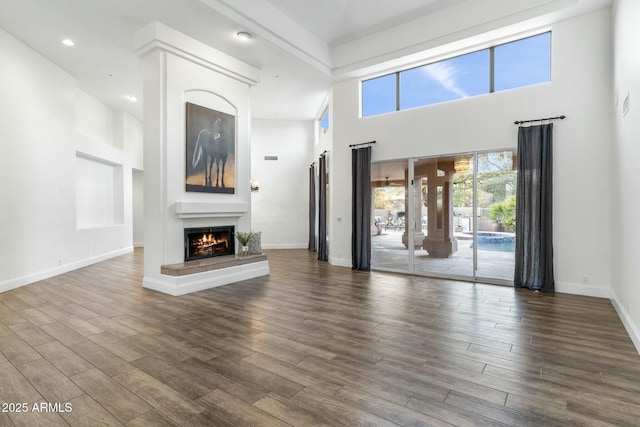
[371,161,409,271]
[412,155,474,278]
[475,150,517,281]
[370,150,517,286]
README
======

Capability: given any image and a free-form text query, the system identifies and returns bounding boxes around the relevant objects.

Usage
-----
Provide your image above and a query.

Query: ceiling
[0,0,611,123]
[265,0,466,46]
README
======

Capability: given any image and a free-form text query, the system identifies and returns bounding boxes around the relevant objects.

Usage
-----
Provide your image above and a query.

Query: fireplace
[184,226,235,261]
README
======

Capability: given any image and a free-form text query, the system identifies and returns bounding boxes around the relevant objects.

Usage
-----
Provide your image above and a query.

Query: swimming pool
[463,232,516,252]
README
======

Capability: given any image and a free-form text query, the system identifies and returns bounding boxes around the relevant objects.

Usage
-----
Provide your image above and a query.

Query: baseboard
[262,243,308,250]
[143,260,270,296]
[0,246,134,293]
[259,247,352,268]
[329,256,351,268]
[610,291,640,355]
[554,281,610,298]
[133,241,144,248]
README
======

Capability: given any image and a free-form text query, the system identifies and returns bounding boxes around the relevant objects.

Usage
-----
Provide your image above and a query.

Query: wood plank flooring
[1,248,639,426]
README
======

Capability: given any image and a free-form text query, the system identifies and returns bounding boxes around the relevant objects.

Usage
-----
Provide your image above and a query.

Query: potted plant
[488,196,516,232]
[234,231,256,256]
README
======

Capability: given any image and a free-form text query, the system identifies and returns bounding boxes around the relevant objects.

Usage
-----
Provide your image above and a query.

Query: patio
[371,229,515,282]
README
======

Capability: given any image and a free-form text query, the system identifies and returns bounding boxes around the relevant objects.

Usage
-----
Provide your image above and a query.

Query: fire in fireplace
[184,226,235,261]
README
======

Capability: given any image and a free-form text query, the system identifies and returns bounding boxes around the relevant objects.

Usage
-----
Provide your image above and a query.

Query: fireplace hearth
[184,226,235,261]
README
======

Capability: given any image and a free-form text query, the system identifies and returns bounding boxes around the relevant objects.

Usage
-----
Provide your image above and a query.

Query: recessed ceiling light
[126,95,137,102]
[61,38,75,47]
[236,31,252,41]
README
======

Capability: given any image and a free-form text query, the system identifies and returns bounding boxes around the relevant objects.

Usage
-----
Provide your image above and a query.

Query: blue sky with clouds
[362,32,551,117]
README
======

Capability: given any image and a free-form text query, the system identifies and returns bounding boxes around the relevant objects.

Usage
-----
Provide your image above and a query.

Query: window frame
[361,31,551,118]
[320,108,329,134]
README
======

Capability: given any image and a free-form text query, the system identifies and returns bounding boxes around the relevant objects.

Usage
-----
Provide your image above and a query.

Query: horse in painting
[192,117,228,187]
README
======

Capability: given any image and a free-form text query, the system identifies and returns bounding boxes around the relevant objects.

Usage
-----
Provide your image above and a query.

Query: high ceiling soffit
[201,0,611,80]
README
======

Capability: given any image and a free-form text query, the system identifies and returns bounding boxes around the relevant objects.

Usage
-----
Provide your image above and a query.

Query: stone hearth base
[143,253,269,296]
[161,253,267,276]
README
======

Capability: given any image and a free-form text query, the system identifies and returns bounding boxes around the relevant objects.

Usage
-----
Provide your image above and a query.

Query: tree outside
[374,187,405,211]
[453,151,517,228]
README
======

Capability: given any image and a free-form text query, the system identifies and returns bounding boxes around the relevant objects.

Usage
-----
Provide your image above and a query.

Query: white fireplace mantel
[174,201,249,219]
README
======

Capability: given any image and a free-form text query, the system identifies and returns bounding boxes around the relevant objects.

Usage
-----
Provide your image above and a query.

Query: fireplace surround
[184,226,235,261]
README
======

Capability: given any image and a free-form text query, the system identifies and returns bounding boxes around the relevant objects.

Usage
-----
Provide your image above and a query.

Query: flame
[196,233,227,247]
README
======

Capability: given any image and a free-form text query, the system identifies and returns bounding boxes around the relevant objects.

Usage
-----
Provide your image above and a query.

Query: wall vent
[264,156,278,161]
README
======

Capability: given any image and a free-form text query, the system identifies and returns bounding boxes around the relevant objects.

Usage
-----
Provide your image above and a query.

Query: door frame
[371,148,516,286]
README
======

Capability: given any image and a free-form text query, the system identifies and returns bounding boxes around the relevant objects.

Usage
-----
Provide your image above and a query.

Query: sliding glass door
[475,151,517,281]
[412,155,474,278]
[371,161,409,272]
[371,149,517,285]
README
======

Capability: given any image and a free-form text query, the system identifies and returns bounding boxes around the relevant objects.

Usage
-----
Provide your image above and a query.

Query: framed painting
[185,102,236,194]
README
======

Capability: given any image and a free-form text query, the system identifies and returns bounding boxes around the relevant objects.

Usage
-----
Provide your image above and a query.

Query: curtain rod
[514,115,566,125]
[349,140,376,148]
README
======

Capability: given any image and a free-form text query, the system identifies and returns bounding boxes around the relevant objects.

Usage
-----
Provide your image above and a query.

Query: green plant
[489,196,516,231]
[234,231,256,246]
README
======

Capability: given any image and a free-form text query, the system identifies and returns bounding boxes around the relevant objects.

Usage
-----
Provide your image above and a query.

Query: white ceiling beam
[198,0,333,75]
[134,21,260,85]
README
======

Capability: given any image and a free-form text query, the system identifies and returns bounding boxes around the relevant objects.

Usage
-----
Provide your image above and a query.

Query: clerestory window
[361,32,551,117]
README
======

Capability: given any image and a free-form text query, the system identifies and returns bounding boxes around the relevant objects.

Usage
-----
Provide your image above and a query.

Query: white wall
[75,89,115,148]
[132,169,145,247]
[75,155,119,228]
[330,9,612,297]
[251,119,315,248]
[119,111,144,171]
[611,0,640,351]
[0,27,142,292]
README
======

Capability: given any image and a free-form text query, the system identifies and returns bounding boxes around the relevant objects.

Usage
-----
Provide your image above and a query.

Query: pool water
[463,232,516,253]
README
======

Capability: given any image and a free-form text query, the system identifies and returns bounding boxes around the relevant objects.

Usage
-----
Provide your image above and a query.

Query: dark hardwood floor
[1,248,639,426]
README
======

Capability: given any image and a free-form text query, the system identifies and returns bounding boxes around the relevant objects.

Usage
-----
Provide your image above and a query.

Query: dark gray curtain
[308,164,316,252]
[317,154,328,261]
[352,146,371,270]
[515,123,555,292]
